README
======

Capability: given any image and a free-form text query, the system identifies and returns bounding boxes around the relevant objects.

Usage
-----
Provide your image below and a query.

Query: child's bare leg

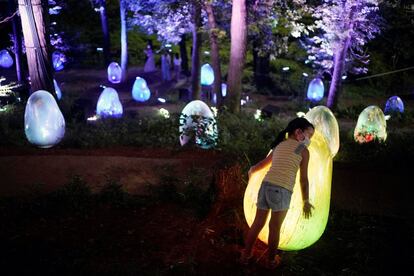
[268,210,288,261]
[244,209,269,255]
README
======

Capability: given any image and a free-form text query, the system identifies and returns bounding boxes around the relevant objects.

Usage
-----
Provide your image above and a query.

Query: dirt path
[0,147,411,219]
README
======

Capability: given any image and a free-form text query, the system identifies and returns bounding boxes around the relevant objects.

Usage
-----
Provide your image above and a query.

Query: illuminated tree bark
[99,0,111,66]
[18,0,54,93]
[327,26,352,109]
[227,0,247,113]
[8,0,24,82]
[190,2,202,100]
[205,1,223,107]
[120,0,128,82]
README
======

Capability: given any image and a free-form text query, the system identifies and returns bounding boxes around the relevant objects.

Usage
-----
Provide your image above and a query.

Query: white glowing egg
[179,100,218,149]
[24,90,65,148]
[96,87,123,118]
[107,62,122,84]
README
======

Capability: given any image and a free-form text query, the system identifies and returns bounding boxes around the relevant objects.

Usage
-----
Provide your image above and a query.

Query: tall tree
[8,0,23,82]
[18,0,54,93]
[305,0,382,109]
[190,1,202,100]
[227,0,247,113]
[120,0,128,82]
[179,34,189,75]
[91,0,111,66]
[204,0,223,106]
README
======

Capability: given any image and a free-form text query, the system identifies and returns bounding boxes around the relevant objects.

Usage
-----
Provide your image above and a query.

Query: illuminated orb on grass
[53,79,62,100]
[107,62,122,84]
[24,90,65,148]
[305,106,339,156]
[384,96,404,114]
[0,49,13,68]
[354,105,387,143]
[306,78,324,102]
[52,51,66,71]
[132,77,151,102]
[179,100,218,149]
[244,108,339,251]
[96,87,123,118]
[200,64,214,86]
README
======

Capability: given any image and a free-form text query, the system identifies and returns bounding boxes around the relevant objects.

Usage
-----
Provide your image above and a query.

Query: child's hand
[303,201,314,219]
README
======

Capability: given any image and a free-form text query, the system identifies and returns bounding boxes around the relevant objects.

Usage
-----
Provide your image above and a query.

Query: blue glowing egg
[0,49,13,68]
[53,79,62,100]
[384,96,404,114]
[52,51,66,71]
[132,77,151,102]
[24,90,65,148]
[107,62,122,84]
[200,64,214,86]
[221,83,227,97]
[307,78,325,102]
[96,87,123,118]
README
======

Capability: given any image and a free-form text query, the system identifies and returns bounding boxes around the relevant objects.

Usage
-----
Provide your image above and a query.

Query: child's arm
[300,148,314,218]
[248,151,273,177]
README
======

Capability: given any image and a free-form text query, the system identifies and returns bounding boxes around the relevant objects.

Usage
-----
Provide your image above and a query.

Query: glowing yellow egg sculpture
[243,107,339,251]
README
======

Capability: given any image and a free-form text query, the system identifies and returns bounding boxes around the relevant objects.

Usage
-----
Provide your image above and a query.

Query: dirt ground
[0,147,411,218]
[0,148,412,275]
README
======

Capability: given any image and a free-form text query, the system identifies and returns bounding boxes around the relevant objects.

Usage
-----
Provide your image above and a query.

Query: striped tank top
[263,138,306,192]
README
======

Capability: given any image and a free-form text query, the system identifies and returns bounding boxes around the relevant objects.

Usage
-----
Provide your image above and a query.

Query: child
[241,117,315,269]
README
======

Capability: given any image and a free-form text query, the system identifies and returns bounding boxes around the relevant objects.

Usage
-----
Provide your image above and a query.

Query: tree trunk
[205,1,223,107]
[18,0,54,93]
[327,38,351,109]
[9,0,24,83]
[190,2,202,100]
[227,0,247,113]
[99,0,111,66]
[253,42,270,91]
[179,34,189,76]
[119,0,128,82]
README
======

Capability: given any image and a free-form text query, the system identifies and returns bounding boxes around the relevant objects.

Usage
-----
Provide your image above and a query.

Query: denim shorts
[256,181,292,211]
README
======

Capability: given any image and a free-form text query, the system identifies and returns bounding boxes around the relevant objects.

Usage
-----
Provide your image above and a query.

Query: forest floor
[0,147,412,275]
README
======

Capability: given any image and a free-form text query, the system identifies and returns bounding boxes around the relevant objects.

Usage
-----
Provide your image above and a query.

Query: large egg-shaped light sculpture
[52,51,65,71]
[0,49,14,68]
[244,108,339,250]
[107,62,122,84]
[200,64,214,86]
[354,105,387,143]
[179,100,218,149]
[244,131,333,250]
[305,106,339,156]
[24,90,65,148]
[132,77,151,102]
[384,96,404,114]
[96,87,123,118]
[306,78,324,102]
[53,79,62,100]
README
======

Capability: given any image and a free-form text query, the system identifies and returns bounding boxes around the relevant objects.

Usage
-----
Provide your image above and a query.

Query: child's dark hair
[270,117,314,149]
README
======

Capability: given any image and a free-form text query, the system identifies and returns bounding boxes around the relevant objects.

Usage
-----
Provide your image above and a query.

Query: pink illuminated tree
[306,0,382,108]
